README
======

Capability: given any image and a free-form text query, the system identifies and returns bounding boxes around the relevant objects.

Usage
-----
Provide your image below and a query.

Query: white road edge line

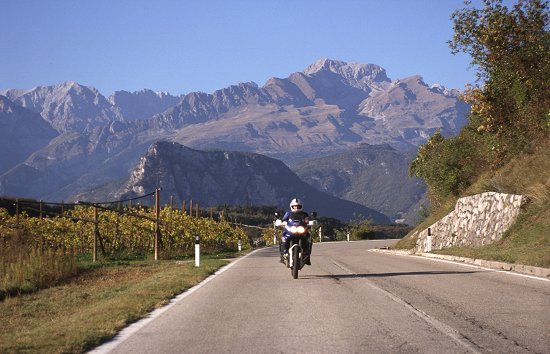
[332,260,482,354]
[421,256,550,282]
[382,251,550,282]
[87,249,262,354]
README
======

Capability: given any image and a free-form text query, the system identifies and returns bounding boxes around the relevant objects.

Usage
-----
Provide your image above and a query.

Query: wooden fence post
[93,205,98,262]
[14,198,20,238]
[189,200,193,218]
[15,198,19,226]
[155,188,161,260]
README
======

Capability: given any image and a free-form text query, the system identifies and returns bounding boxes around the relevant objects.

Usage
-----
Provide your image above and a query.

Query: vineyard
[0,189,251,298]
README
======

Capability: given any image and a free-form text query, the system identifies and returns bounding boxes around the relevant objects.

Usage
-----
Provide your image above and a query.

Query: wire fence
[0,189,267,262]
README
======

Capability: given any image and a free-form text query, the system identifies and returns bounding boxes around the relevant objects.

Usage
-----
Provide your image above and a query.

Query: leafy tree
[449,0,549,163]
[411,0,549,207]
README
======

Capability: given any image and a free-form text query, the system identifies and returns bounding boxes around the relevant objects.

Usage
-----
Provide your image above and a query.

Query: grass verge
[0,258,230,354]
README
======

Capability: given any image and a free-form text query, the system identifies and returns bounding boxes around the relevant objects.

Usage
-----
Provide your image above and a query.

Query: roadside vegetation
[0,257,229,354]
[395,0,550,268]
[0,202,249,352]
[0,204,249,299]
[3,1,547,351]
[0,198,406,353]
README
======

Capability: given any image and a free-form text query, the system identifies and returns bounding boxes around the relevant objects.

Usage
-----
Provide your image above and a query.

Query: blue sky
[0,0,513,96]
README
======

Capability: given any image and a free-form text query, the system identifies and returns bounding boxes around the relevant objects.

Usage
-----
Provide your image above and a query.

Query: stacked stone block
[415,192,527,253]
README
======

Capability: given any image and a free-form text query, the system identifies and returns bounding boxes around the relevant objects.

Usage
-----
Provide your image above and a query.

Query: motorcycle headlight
[288,225,306,234]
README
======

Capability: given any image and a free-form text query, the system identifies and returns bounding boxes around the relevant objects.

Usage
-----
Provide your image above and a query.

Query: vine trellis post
[93,205,98,262]
[154,188,161,260]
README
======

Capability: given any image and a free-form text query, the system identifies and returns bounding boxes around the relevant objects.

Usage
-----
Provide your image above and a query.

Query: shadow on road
[305,270,485,279]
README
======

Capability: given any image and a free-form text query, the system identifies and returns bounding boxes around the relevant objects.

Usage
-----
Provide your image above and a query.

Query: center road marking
[332,260,482,354]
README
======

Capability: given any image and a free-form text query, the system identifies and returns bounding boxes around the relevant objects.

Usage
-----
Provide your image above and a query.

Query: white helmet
[290,198,303,211]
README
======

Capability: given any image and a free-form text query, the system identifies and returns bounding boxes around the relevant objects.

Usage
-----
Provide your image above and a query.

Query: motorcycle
[275,212,317,279]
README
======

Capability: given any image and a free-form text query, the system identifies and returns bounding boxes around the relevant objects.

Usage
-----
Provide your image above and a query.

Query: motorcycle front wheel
[292,247,300,279]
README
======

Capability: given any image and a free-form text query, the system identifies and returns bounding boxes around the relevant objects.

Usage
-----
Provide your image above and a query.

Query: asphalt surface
[92,240,550,354]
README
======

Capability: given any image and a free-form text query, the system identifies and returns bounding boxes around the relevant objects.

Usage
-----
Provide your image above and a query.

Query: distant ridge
[293,143,427,225]
[75,141,391,223]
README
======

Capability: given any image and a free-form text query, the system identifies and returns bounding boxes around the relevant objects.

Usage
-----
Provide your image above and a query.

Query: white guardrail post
[426,227,433,252]
[195,235,200,267]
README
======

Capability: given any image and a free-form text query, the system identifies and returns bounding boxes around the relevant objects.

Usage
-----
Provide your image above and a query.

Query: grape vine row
[0,199,250,260]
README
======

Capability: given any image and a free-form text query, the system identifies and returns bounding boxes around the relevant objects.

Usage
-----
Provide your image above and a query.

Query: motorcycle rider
[280,198,312,266]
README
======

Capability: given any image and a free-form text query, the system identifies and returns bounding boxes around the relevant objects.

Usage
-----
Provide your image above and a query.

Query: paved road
[93,240,550,354]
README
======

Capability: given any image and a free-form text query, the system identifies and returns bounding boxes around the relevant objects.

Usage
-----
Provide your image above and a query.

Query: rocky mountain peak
[303,58,390,90]
[212,82,266,105]
[429,83,459,97]
[108,89,182,121]
[303,58,344,74]
[0,95,16,111]
[60,80,81,90]
[148,140,195,157]
[1,81,121,133]
[53,81,103,101]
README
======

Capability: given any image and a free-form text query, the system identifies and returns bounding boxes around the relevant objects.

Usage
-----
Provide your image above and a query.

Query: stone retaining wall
[415,192,527,253]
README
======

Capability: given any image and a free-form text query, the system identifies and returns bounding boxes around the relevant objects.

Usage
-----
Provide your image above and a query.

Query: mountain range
[1,81,182,132]
[74,141,389,223]
[0,58,469,222]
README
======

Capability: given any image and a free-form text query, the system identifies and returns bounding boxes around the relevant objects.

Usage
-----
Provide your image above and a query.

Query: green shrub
[409,130,489,207]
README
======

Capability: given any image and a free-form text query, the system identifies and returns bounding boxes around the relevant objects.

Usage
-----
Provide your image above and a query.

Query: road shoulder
[370,248,550,279]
